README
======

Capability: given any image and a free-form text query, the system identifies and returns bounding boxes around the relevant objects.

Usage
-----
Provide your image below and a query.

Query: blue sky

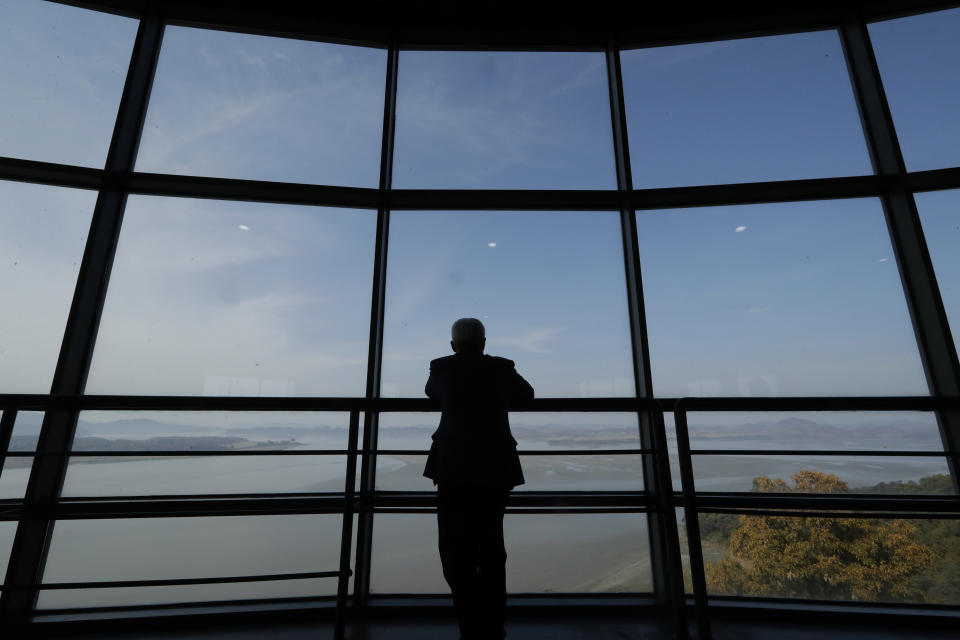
[1,0,958,400]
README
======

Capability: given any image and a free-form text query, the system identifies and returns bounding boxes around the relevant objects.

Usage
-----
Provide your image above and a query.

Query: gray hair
[451,317,485,346]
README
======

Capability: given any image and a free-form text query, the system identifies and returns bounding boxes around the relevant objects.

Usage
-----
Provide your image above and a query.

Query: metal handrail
[3,393,960,639]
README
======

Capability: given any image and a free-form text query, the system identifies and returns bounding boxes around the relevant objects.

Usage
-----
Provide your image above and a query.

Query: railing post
[335,409,361,640]
[674,401,711,640]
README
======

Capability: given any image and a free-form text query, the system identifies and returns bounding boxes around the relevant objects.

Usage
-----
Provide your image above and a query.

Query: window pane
[0,1,136,166]
[621,30,871,188]
[869,8,960,172]
[666,411,946,493]
[39,515,346,608]
[62,411,349,497]
[393,51,615,189]
[381,212,635,397]
[636,199,926,396]
[86,197,375,396]
[377,412,643,492]
[136,26,385,186]
[702,514,959,605]
[371,513,651,593]
[915,189,960,355]
[0,521,15,579]
[0,181,95,393]
[0,411,42,499]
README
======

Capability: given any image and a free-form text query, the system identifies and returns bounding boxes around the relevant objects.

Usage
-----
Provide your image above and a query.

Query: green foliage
[699,513,740,547]
[704,470,937,602]
[857,473,954,496]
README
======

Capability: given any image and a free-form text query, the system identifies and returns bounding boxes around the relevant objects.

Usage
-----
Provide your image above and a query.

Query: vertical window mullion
[354,44,399,606]
[0,15,165,625]
[605,43,687,637]
[840,15,960,492]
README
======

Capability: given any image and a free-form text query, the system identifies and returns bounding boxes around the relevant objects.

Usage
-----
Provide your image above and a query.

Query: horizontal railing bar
[28,594,337,617]
[12,448,653,457]
[1,570,343,591]
[0,395,651,411]
[691,493,959,512]
[57,492,345,501]
[377,507,651,514]
[695,508,960,520]
[688,449,955,457]
[3,394,960,413]
[62,450,352,457]
[10,447,957,458]
[669,396,959,411]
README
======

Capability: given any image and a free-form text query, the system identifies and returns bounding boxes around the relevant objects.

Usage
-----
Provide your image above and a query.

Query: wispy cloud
[491,327,566,354]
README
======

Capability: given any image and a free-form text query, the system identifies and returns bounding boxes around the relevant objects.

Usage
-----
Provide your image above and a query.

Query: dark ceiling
[55,0,960,47]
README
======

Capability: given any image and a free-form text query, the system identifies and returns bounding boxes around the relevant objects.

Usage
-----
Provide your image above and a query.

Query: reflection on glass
[637,199,927,396]
[381,212,635,397]
[371,514,651,593]
[39,515,345,608]
[915,189,960,355]
[869,8,960,171]
[375,454,644,492]
[0,1,136,166]
[0,521,15,578]
[702,514,959,604]
[87,197,375,396]
[377,413,642,491]
[0,181,95,393]
[621,30,871,187]
[62,411,349,496]
[691,456,951,494]
[393,51,615,189]
[683,411,944,451]
[0,411,43,499]
[665,412,945,493]
[136,26,385,186]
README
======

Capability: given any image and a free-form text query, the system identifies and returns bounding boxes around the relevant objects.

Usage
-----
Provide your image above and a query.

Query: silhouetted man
[424,318,534,640]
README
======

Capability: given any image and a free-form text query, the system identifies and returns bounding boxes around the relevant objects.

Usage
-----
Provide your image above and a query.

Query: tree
[705,470,935,602]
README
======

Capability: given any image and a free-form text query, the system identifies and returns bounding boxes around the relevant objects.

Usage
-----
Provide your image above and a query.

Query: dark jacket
[423,353,534,489]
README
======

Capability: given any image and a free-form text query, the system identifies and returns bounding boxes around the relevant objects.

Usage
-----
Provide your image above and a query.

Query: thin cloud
[492,327,566,355]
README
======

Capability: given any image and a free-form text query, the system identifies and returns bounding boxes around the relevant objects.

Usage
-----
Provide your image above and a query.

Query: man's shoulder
[483,355,516,368]
[429,355,457,369]
[429,354,515,369]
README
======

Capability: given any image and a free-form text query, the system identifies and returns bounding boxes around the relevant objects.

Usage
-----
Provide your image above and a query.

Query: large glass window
[377,412,643,492]
[38,515,346,608]
[869,7,960,172]
[0,181,95,393]
[0,411,41,500]
[673,410,949,493]
[136,26,386,186]
[701,514,959,605]
[0,0,137,167]
[381,212,635,398]
[636,199,927,397]
[371,513,651,594]
[393,51,615,189]
[621,30,871,188]
[86,196,375,396]
[0,520,15,580]
[915,189,960,355]
[62,411,350,497]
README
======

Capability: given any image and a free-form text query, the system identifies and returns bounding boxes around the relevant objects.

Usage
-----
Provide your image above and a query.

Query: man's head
[450,317,485,355]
